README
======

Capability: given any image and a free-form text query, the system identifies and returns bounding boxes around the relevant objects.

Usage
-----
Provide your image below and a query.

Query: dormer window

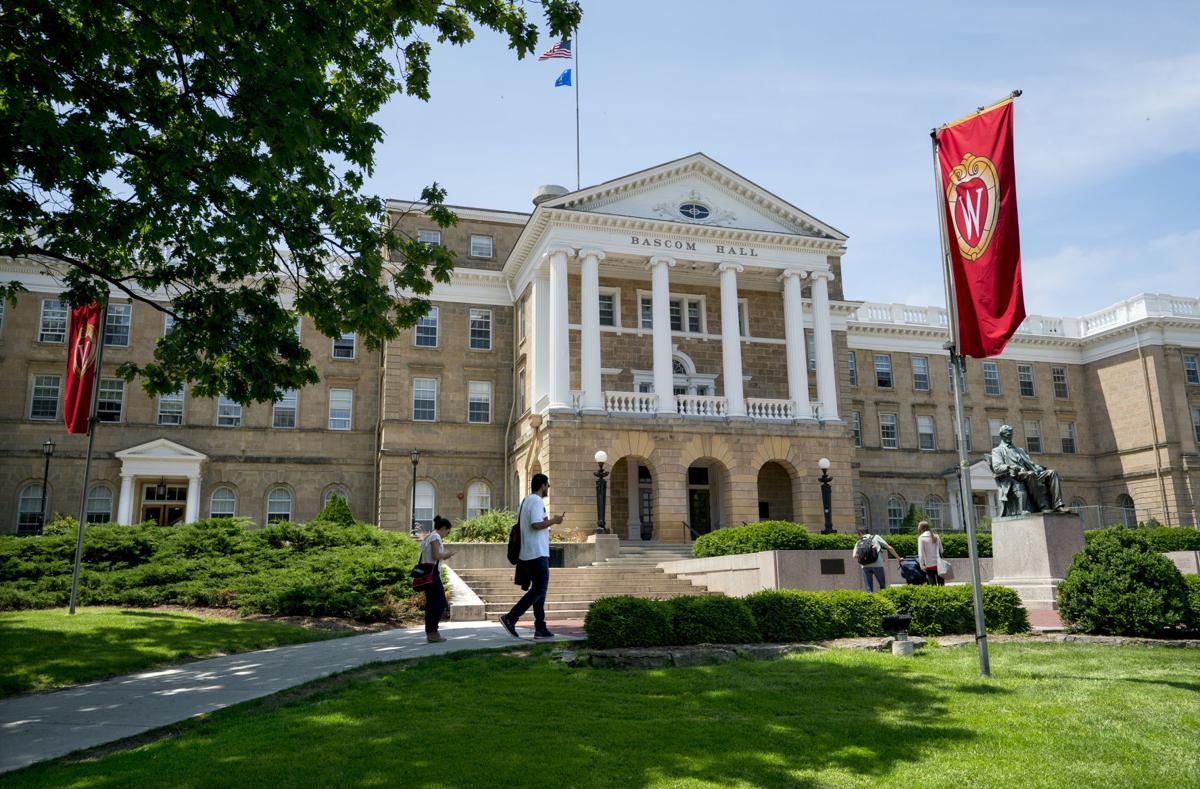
[679,202,710,221]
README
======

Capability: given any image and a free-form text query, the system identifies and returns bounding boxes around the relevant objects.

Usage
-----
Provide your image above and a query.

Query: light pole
[39,438,55,534]
[409,449,420,536]
[594,450,609,534]
[818,457,834,534]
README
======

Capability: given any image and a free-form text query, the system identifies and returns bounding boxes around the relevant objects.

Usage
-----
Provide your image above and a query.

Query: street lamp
[409,449,420,536]
[818,457,834,534]
[39,438,55,534]
[594,450,609,534]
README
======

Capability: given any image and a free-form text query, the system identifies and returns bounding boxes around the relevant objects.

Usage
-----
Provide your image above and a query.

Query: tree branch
[26,246,183,320]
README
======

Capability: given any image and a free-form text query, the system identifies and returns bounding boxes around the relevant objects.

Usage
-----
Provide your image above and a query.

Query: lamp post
[409,449,420,536]
[594,450,609,534]
[818,457,834,534]
[39,438,55,534]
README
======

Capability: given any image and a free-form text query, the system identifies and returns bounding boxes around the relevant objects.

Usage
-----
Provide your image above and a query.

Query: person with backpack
[499,473,563,639]
[853,526,902,592]
[917,520,946,586]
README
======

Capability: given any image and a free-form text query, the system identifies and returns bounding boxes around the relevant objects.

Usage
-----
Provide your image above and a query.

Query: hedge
[1084,526,1200,554]
[693,522,992,559]
[1187,576,1200,631]
[447,510,514,543]
[584,585,1029,648]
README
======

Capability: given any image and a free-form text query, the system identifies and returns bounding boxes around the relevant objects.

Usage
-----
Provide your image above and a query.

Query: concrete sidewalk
[1,621,583,775]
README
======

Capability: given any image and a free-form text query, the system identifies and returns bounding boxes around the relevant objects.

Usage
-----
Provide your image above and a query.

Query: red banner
[64,304,102,434]
[936,99,1025,358]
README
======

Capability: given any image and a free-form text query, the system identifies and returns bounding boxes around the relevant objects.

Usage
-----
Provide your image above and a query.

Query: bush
[1186,576,1200,631]
[448,510,515,543]
[668,596,760,645]
[881,585,1029,636]
[584,596,674,649]
[745,590,837,642]
[312,494,356,527]
[822,590,898,636]
[1086,526,1200,553]
[692,521,811,558]
[1058,528,1191,636]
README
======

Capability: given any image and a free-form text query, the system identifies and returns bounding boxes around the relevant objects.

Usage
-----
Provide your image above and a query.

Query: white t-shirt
[918,532,942,569]
[852,534,891,569]
[421,531,443,566]
[518,493,549,561]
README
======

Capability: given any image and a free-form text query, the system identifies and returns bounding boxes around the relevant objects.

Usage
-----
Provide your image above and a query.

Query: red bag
[411,562,437,588]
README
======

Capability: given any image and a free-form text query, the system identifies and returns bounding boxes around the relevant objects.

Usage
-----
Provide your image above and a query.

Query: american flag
[538,38,572,61]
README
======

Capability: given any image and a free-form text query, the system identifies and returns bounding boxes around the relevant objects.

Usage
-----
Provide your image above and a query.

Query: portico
[113,439,207,525]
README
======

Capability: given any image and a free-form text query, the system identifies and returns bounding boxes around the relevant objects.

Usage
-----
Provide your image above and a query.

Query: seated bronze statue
[989,425,1067,516]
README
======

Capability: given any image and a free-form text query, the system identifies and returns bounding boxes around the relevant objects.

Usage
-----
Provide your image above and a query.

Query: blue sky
[365,1,1200,316]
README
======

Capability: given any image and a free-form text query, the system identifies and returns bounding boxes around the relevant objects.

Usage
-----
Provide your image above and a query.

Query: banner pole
[68,303,108,615]
[931,131,991,677]
[573,26,580,190]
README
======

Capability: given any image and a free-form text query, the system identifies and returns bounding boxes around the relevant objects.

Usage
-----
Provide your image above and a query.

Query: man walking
[499,473,563,639]
[853,526,902,592]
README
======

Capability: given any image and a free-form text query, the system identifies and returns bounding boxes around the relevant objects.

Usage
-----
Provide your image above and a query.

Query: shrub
[822,590,898,636]
[1058,528,1191,636]
[1186,576,1200,631]
[1086,526,1200,553]
[745,590,836,642]
[668,596,760,645]
[584,596,673,649]
[312,494,356,527]
[881,585,1029,636]
[692,521,811,558]
[448,510,515,543]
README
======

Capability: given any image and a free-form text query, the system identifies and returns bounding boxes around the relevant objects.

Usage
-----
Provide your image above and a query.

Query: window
[989,418,1005,448]
[209,487,237,517]
[679,202,710,220]
[413,378,437,422]
[851,411,862,448]
[468,381,492,424]
[324,488,350,507]
[469,309,492,350]
[415,307,438,347]
[686,299,702,333]
[1024,420,1042,453]
[879,412,898,449]
[158,389,184,425]
[333,332,356,359]
[1018,364,1035,397]
[469,234,493,258]
[667,297,703,333]
[598,293,616,327]
[955,416,973,452]
[30,375,61,420]
[807,330,816,372]
[163,312,177,334]
[103,303,132,346]
[17,484,46,534]
[97,378,124,423]
[639,296,653,329]
[736,301,749,337]
[273,389,297,428]
[413,481,435,529]
[925,497,944,531]
[983,361,1001,395]
[1061,421,1078,454]
[1184,354,1199,385]
[887,496,906,532]
[1117,494,1136,529]
[856,495,870,530]
[466,481,491,518]
[912,357,930,391]
[1052,366,1069,399]
[266,488,292,523]
[949,359,967,393]
[328,388,353,430]
[917,414,936,450]
[217,394,242,427]
[847,351,858,386]
[85,485,113,524]
[874,354,893,388]
[293,315,303,339]
[417,229,441,246]
[38,299,68,343]
[1070,497,1087,512]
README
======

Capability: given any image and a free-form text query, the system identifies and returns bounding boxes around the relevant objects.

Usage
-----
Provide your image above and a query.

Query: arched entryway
[611,456,654,541]
[756,461,795,522]
[686,458,730,538]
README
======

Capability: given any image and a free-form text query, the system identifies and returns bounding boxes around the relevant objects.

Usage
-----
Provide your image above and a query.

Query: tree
[0,0,582,402]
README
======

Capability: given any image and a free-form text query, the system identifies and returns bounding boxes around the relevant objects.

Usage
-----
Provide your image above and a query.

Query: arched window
[1116,494,1136,528]
[323,488,350,507]
[17,483,45,534]
[266,487,292,523]
[413,481,435,530]
[85,485,114,524]
[672,359,687,375]
[856,494,870,530]
[466,481,491,518]
[1069,497,1086,510]
[210,487,237,518]
[924,496,944,531]
[886,495,906,532]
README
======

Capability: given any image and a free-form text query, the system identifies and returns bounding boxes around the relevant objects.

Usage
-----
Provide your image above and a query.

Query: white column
[547,247,573,411]
[718,262,746,417]
[579,248,605,412]
[185,474,201,523]
[810,270,840,421]
[626,460,642,542]
[649,255,676,414]
[531,266,551,412]
[781,269,812,420]
[117,474,134,526]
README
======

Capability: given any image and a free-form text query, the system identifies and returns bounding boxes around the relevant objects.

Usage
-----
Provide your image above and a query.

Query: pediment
[115,438,208,461]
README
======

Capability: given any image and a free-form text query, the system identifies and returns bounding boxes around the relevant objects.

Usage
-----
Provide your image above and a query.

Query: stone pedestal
[989,512,1084,611]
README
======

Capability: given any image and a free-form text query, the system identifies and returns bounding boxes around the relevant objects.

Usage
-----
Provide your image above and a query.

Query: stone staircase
[454,542,711,622]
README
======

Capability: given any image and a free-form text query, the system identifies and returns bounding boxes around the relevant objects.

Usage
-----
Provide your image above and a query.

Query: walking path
[0,620,584,775]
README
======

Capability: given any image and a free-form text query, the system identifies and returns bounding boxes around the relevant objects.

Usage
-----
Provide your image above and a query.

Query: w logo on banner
[64,304,103,434]
[945,153,999,262]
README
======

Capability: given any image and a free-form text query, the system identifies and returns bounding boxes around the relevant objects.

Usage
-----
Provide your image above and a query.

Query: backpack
[854,535,879,565]
[507,496,527,566]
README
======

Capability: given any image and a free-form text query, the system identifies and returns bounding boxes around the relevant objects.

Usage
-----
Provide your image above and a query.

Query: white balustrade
[604,391,658,415]
[809,401,823,420]
[746,398,795,420]
[569,390,584,411]
[903,307,928,324]
[676,394,728,417]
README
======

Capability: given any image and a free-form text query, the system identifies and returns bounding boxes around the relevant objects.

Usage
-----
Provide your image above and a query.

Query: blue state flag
[555,68,572,87]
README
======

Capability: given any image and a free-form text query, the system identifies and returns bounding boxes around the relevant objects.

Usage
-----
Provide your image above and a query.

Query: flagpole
[573,26,580,190]
[68,303,108,616]
[931,130,991,678]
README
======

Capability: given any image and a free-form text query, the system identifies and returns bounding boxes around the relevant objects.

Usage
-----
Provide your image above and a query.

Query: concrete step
[464,585,705,596]
[476,590,712,604]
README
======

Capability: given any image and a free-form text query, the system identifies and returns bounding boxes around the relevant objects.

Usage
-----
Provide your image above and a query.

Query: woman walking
[917,521,945,586]
[421,516,456,642]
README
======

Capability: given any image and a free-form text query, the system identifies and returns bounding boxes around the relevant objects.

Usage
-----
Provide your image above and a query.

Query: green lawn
[0,607,343,698]
[7,642,1199,788]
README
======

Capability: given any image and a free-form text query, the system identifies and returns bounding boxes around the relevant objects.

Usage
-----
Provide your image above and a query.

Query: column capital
[647,255,676,270]
[543,246,576,262]
[579,248,606,261]
[809,269,835,283]
[778,268,809,282]
[717,261,744,275]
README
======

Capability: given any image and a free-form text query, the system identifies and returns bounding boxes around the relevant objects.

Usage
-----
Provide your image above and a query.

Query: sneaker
[426,633,446,643]
[533,629,556,639]
[498,614,520,638]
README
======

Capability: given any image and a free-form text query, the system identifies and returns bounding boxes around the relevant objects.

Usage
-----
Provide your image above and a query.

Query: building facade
[3,154,1199,536]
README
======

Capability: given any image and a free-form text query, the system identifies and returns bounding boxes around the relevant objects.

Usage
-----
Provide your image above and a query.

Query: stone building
[2,154,1198,536]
